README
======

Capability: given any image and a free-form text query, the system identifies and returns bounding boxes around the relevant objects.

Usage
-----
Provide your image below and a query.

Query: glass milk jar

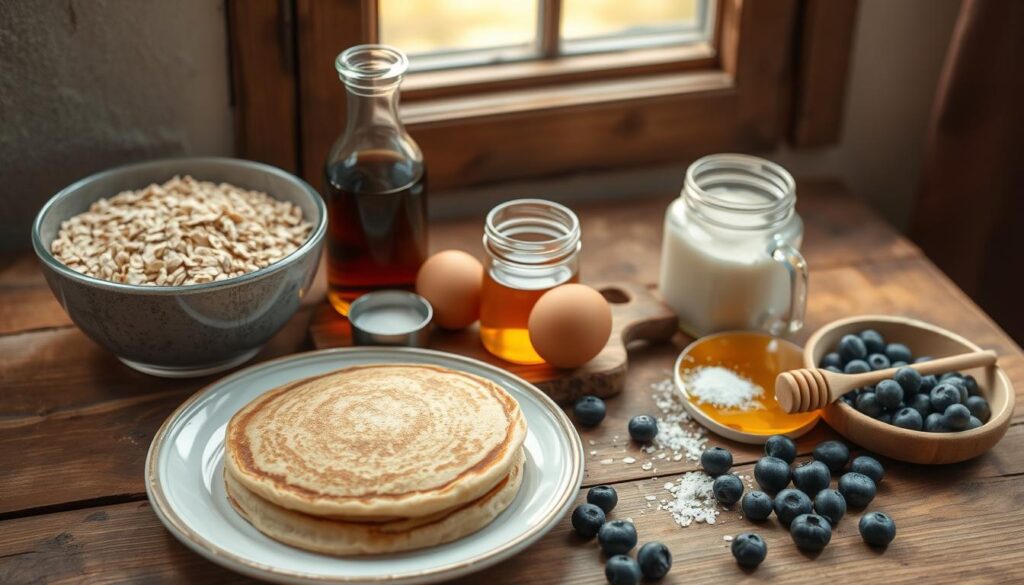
[658,154,808,337]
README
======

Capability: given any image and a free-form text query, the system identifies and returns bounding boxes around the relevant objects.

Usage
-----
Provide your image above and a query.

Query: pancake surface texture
[226,364,527,519]
[225,449,525,555]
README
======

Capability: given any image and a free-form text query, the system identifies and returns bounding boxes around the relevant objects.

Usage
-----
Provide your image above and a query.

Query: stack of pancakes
[224,364,528,555]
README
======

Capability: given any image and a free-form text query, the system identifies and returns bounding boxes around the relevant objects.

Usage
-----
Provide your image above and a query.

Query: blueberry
[764,434,797,464]
[925,412,947,432]
[587,485,618,513]
[963,374,981,396]
[860,329,886,354]
[919,374,939,394]
[891,361,908,368]
[855,392,883,418]
[792,460,831,496]
[598,520,637,555]
[967,416,983,429]
[859,511,896,547]
[636,542,672,580]
[571,503,606,537]
[627,415,658,443]
[825,365,842,374]
[741,491,774,521]
[731,533,767,568]
[930,384,961,412]
[894,367,922,394]
[965,395,991,423]
[877,411,893,424]
[820,352,843,369]
[850,455,885,483]
[944,377,969,403]
[838,472,876,507]
[940,371,963,381]
[892,407,923,431]
[867,353,891,371]
[713,474,744,507]
[813,440,850,472]
[875,379,904,410]
[574,395,606,427]
[838,334,868,363]
[813,489,847,524]
[844,359,871,375]
[790,513,832,551]
[943,403,971,431]
[885,343,912,364]
[907,393,932,418]
[605,554,642,585]
[753,456,791,493]
[700,446,733,477]
[773,488,813,525]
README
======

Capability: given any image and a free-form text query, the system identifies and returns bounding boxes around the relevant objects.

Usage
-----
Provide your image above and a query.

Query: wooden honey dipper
[775,350,998,413]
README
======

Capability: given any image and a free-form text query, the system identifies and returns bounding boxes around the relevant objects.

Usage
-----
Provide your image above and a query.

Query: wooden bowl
[804,315,1014,464]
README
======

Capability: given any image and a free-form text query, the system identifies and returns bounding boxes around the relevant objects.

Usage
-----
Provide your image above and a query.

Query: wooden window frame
[228,0,858,193]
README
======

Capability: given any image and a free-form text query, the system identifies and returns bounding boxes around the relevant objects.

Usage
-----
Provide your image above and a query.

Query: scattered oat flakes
[600,458,614,465]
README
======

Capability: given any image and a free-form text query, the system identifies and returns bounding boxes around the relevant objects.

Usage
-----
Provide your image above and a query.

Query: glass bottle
[325,45,427,315]
[480,199,581,364]
[658,154,807,337]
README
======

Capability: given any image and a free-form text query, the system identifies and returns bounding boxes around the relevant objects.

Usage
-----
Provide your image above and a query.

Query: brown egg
[528,284,612,369]
[415,250,483,330]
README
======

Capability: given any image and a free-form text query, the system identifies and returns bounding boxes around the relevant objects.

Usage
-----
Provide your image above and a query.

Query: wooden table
[2,180,1023,584]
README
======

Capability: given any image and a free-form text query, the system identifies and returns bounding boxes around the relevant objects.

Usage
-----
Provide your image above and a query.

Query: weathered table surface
[2,180,1022,584]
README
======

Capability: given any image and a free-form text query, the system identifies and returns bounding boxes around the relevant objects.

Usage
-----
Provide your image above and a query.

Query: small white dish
[146,347,583,584]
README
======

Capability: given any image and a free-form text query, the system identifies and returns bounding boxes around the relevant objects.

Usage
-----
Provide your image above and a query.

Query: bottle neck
[682,154,795,231]
[343,85,403,134]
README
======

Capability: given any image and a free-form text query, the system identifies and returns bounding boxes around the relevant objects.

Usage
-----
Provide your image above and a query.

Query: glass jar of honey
[480,199,581,364]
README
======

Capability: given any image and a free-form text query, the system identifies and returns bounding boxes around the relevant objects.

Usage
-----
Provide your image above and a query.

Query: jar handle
[770,241,808,334]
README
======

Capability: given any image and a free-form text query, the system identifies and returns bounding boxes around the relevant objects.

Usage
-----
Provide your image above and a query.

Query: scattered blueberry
[813,440,850,472]
[773,488,813,526]
[574,395,606,427]
[859,511,896,547]
[925,412,947,432]
[967,416,983,429]
[700,446,733,477]
[894,367,922,394]
[636,542,672,580]
[605,555,642,585]
[627,415,658,443]
[790,513,833,551]
[867,353,891,370]
[943,403,971,431]
[731,533,767,568]
[844,359,871,375]
[813,489,847,524]
[820,352,843,369]
[598,520,637,555]
[571,503,606,538]
[875,379,904,410]
[860,329,886,354]
[885,343,912,364]
[713,474,744,507]
[587,485,618,513]
[919,374,939,393]
[838,472,876,507]
[855,392,883,418]
[930,384,961,412]
[963,374,981,396]
[741,491,774,521]
[838,334,868,363]
[892,407,923,431]
[907,393,932,418]
[764,434,797,464]
[850,455,884,483]
[792,461,831,496]
[754,456,791,493]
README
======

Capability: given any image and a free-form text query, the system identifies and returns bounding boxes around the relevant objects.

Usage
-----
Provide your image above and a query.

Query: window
[228,0,858,194]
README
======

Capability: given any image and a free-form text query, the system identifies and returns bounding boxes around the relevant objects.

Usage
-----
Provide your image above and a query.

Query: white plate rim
[145,347,584,584]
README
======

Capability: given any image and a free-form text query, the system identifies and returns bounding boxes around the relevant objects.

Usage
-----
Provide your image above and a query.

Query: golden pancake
[224,448,524,555]
[225,364,527,519]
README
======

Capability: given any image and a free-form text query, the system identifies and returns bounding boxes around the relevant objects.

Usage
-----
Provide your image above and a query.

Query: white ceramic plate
[146,347,584,584]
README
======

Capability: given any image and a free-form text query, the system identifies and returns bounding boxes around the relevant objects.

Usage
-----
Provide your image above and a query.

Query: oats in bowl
[50,175,313,286]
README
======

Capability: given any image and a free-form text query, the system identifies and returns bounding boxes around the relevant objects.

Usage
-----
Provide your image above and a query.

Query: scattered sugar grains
[685,366,765,411]
[649,376,707,461]
[659,471,719,527]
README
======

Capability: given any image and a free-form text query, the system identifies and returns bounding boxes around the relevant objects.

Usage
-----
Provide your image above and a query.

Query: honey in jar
[480,200,581,364]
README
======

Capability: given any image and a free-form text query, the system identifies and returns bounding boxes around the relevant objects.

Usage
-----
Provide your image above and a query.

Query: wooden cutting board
[308,281,679,404]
